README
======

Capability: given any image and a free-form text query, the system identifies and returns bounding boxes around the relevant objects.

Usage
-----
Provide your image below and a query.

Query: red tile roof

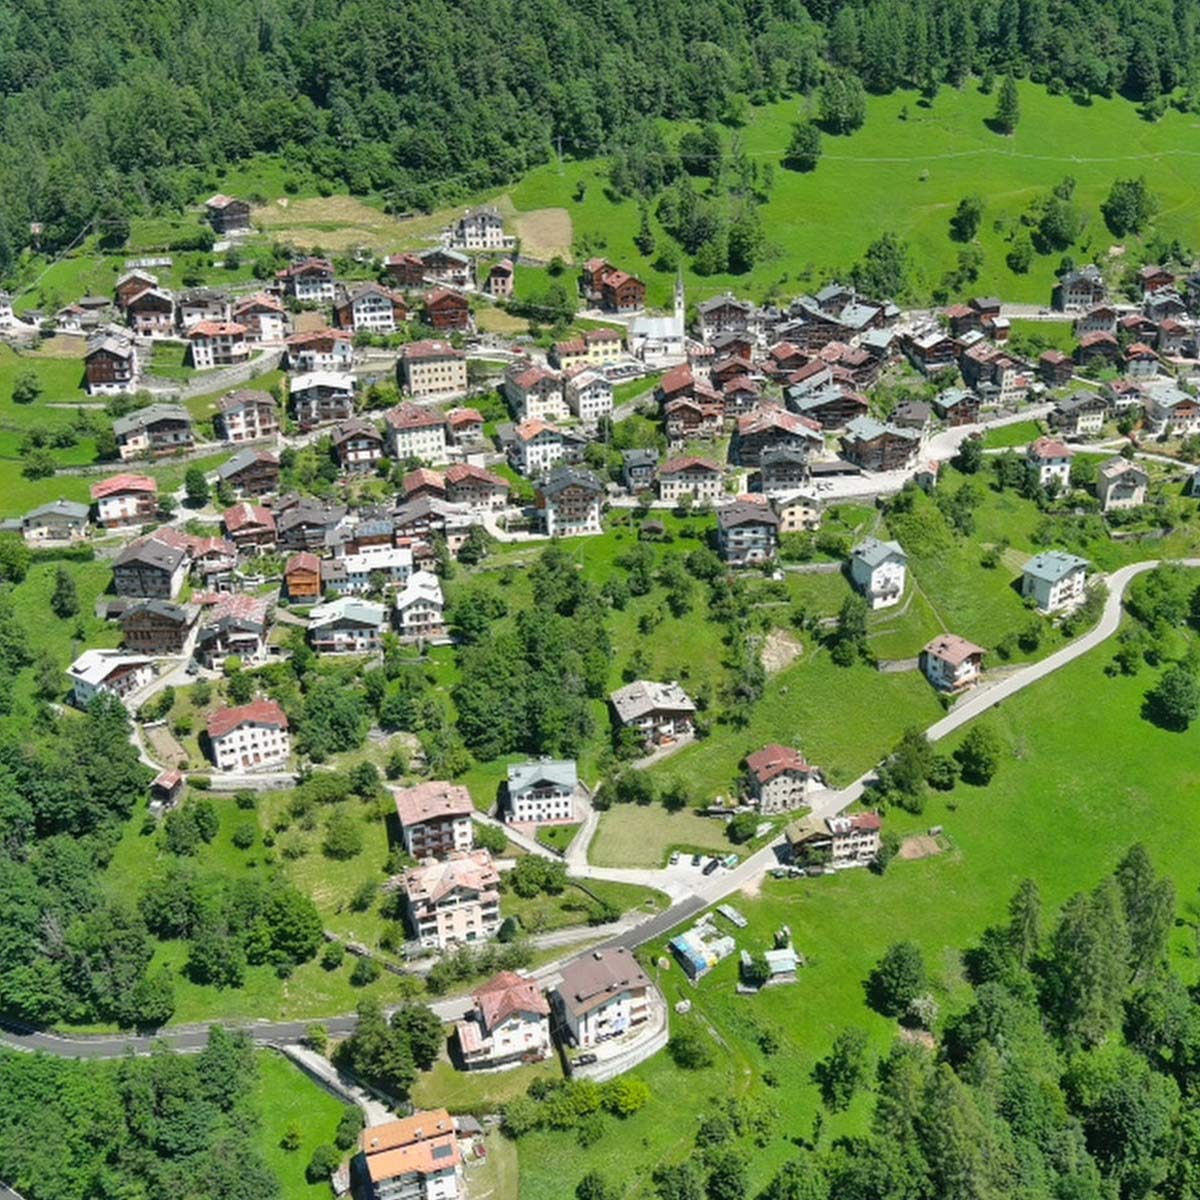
[445,463,507,488]
[446,407,483,426]
[189,321,247,338]
[922,633,985,666]
[1028,436,1074,460]
[207,699,288,740]
[223,501,275,533]
[91,473,157,500]
[474,970,550,1032]
[659,455,721,475]
[286,551,321,575]
[393,780,473,828]
[404,467,446,494]
[386,402,444,430]
[746,743,810,783]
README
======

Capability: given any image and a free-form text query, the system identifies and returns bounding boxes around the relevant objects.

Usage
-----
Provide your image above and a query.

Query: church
[628,272,688,365]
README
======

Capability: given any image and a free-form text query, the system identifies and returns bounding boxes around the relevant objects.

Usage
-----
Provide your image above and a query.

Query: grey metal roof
[852,537,907,568]
[507,758,578,793]
[539,464,603,498]
[1022,550,1089,583]
[113,404,190,437]
[621,448,659,468]
[610,679,695,721]
[25,498,88,521]
[843,415,918,443]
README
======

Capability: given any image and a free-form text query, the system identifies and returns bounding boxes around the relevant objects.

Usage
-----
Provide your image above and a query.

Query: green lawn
[589,804,734,868]
[253,1051,350,1200]
[535,823,580,852]
[413,1054,563,1116]
[521,602,1200,1200]
[981,418,1045,448]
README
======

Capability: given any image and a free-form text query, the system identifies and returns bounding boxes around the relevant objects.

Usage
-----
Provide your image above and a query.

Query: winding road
[2,556,1197,1061]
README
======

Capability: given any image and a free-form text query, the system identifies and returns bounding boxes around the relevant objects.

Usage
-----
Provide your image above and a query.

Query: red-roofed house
[786,811,882,867]
[385,402,448,463]
[657,455,723,503]
[403,467,447,502]
[91,474,158,528]
[1039,349,1074,386]
[222,501,276,549]
[446,463,509,510]
[1075,330,1120,366]
[232,292,287,344]
[188,321,249,369]
[402,850,501,949]
[657,362,695,405]
[393,780,474,859]
[919,634,985,694]
[285,328,353,372]
[359,1111,462,1200]
[444,407,484,446]
[384,252,426,287]
[484,258,514,299]
[398,339,467,399]
[505,364,566,422]
[745,744,814,813]
[663,396,723,443]
[1027,437,1074,490]
[423,287,471,332]
[1125,342,1160,378]
[277,257,335,304]
[206,700,290,772]
[455,971,552,1069]
[285,551,322,600]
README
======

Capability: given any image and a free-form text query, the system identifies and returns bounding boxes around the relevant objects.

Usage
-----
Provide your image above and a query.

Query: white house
[657,455,723,504]
[285,328,353,372]
[307,597,388,653]
[333,282,406,334]
[564,369,614,427]
[1021,550,1089,613]
[609,680,695,748]
[385,403,448,464]
[403,850,501,950]
[277,257,336,304]
[505,366,568,423]
[551,947,653,1050]
[205,700,291,772]
[393,780,474,860]
[329,543,413,595]
[1095,457,1149,511]
[744,744,813,813]
[214,388,277,443]
[67,650,155,709]
[919,634,985,694]
[289,370,355,428]
[188,321,249,369]
[394,570,446,640]
[22,499,89,544]
[1143,381,1200,438]
[232,292,288,344]
[511,419,564,477]
[849,538,907,609]
[506,759,578,824]
[359,1110,462,1200]
[1026,437,1074,490]
[454,971,552,1070]
[537,465,604,538]
[447,205,513,250]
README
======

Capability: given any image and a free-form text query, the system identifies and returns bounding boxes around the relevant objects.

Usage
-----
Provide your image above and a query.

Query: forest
[2,0,1199,268]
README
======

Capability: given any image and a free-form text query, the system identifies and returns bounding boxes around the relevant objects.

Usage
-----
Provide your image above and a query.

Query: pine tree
[993,74,1020,134]
[1007,878,1042,967]
[50,565,79,618]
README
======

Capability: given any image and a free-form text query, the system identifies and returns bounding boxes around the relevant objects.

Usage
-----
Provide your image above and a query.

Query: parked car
[691,854,703,867]
[702,858,720,876]
[576,1053,597,1066]
[723,854,739,869]
[669,851,680,865]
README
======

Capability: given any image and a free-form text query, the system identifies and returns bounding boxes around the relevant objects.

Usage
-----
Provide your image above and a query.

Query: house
[745,744,813,813]
[758,446,812,497]
[206,700,290,772]
[1125,342,1160,379]
[932,387,980,427]
[840,416,920,472]
[150,769,185,811]
[785,812,882,867]
[55,303,90,334]
[233,292,287,344]
[581,259,646,312]
[1027,437,1074,490]
[1076,330,1120,365]
[455,971,552,1070]
[358,1111,462,1200]
[1048,392,1106,439]
[394,570,446,640]
[331,418,384,472]
[21,498,89,544]
[656,455,721,504]
[1143,381,1200,437]
[657,362,696,405]
[484,258,514,299]
[176,288,231,330]
[276,498,347,550]
[1022,550,1089,613]
[564,369,613,426]
[505,365,567,422]
[223,501,276,551]
[119,600,198,655]
[112,532,189,598]
[445,463,509,510]
[904,327,957,375]
[289,370,355,429]
[774,491,822,533]
[194,593,271,669]
[115,269,159,309]
[1145,288,1187,323]
[1095,457,1149,511]
[214,388,277,443]
[402,850,501,949]
[204,194,251,233]
[285,328,353,372]
[67,650,154,709]
[551,947,652,1050]
[392,496,476,557]
[1139,264,1175,295]
[189,535,238,592]
[124,287,175,336]
[698,294,759,342]
[308,596,388,653]
[892,401,932,437]
[717,500,779,565]
[333,283,406,334]
[849,538,907,609]
[920,634,985,694]
[285,551,322,600]
[216,448,279,496]
[1074,304,1118,336]
[393,780,474,859]
[733,405,822,467]
[384,251,427,288]
[1039,349,1074,386]
[385,403,448,464]
[84,331,138,394]
[788,384,868,430]
[90,472,158,525]
[609,680,695,748]
[1055,264,1106,310]
[510,419,564,477]
[664,397,724,443]
[188,320,249,369]
[506,760,577,824]
[448,204,513,250]
[537,465,604,538]
[277,257,336,304]
[1157,317,1189,355]
[621,448,659,494]
[113,403,193,460]
[444,407,485,446]
[398,340,468,398]
[423,288,471,332]
[418,246,473,287]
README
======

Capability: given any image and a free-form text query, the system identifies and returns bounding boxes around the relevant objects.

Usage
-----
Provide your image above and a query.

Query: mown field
[518,594,1200,1199]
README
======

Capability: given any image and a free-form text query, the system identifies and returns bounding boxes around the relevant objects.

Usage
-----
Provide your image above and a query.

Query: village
[4,193,1200,1200]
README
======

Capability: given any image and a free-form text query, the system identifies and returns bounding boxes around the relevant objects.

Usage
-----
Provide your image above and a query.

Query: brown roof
[555,947,651,1019]
[922,633,985,666]
[393,780,473,828]
[403,850,499,905]
[425,287,468,308]
[746,743,810,784]
[223,501,275,533]
[189,321,247,338]
[386,403,443,431]
[1028,436,1074,460]
[286,551,321,576]
[446,407,483,426]
[446,462,508,489]
[474,970,550,1032]
[206,699,288,740]
[91,473,156,500]
[659,455,720,475]
[404,467,446,494]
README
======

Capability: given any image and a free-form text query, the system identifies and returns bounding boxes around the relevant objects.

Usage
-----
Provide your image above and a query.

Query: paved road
[5,555,1197,1060]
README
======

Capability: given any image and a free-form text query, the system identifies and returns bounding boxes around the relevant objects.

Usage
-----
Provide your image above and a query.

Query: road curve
[3,557,1196,1060]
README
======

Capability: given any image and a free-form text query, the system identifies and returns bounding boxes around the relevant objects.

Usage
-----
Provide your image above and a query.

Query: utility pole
[557,136,564,176]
